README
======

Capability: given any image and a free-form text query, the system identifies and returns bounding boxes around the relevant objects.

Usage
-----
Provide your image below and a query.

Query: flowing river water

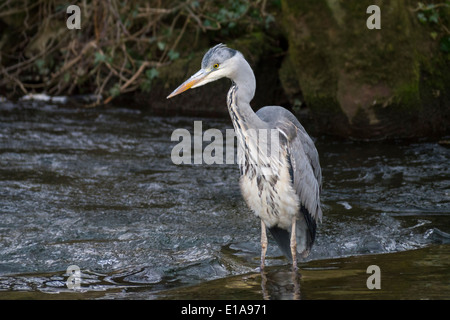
[0,100,449,299]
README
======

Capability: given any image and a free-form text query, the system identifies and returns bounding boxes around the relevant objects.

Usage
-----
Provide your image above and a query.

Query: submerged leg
[260,219,268,270]
[290,217,298,271]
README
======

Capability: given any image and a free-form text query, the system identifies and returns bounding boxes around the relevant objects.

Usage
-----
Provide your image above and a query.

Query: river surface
[0,100,449,299]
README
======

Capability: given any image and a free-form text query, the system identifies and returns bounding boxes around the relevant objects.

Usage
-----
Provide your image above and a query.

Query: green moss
[279,0,449,138]
[229,32,272,64]
[307,95,341,115]
[393,82,421,113]
[278,55,300,98]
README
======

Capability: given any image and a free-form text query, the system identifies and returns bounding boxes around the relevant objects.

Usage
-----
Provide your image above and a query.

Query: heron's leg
[260,219,268,270]
[290,217,298,271]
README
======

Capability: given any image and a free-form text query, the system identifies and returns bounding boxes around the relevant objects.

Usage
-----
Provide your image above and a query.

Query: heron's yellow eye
[213,63,219,69]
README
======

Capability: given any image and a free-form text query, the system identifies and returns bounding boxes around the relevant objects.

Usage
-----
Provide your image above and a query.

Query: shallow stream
[0,101,449,299]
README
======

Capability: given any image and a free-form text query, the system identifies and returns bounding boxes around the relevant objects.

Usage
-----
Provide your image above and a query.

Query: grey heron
[167,44,322,270]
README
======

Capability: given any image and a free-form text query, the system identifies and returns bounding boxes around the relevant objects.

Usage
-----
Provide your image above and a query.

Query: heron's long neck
[226,57,266,131]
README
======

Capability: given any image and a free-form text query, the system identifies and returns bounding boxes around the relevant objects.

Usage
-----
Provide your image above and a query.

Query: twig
[412,2,449,12]
[0,67,28,95]
[120,61,150,92]
[50,40,97,80]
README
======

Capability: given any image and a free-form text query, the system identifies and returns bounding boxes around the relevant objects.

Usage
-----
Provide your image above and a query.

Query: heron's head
[167,44,238,99]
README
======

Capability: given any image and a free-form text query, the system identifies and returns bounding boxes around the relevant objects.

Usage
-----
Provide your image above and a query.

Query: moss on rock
[280,0,449,139]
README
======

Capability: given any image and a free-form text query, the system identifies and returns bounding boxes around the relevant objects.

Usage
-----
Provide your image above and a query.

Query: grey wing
[257,106,322,257]
[257,106,322,222]
[286,123,323,222]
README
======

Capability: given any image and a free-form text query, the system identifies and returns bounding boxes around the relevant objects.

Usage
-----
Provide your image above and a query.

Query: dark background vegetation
[0,0,449,139]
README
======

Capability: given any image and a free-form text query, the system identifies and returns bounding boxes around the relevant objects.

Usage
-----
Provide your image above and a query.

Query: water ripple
[0,101,449,296]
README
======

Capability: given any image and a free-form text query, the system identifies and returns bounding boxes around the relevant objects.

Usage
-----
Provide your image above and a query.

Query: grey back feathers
[257,106,323,223]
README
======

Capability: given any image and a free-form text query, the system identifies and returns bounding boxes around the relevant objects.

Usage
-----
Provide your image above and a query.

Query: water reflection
[261,269,301,300]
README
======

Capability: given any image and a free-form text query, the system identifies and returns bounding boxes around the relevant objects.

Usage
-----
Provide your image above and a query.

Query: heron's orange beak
[166,69,209,99]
